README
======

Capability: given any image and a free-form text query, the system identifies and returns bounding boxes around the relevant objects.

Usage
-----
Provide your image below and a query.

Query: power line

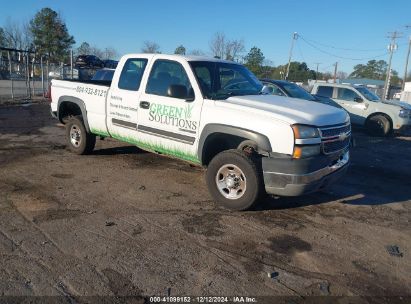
[298,35,386,52]
[296,40,306,62]
[298,36,390,61]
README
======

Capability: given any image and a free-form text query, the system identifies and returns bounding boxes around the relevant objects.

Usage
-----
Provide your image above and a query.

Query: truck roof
[313,82,365,89]
[122,53,240,64]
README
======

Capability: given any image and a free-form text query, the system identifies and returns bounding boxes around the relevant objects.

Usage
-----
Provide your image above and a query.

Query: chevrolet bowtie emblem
[339,132,348,141]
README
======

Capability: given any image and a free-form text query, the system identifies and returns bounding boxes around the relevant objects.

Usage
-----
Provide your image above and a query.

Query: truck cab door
[106,56,152,139]
[136,59,203,163]
[335,88,368,125]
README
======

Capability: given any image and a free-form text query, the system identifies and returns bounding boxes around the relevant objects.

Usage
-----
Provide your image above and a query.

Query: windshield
[189,61,263,100]
[356,86,380,101]
[279,82,316,101]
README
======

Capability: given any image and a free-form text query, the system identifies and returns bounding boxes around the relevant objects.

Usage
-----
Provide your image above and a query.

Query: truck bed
[60,79,112,87]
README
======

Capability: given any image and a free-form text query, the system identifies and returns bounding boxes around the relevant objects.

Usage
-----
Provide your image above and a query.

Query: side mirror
[354,97,363,103]
[167,84,193,100]
[261,85,273,95]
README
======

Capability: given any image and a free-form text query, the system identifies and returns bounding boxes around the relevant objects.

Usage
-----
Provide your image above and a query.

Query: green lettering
[156,104,163,115]
[169,106,175,117]
[175,107,183,118]
[163,105,169,116]
[149,103,156,114]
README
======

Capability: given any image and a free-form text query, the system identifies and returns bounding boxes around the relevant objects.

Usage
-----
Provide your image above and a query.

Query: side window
[337,88,359,101]
[317,86,333,98]
[146,60,192,98]
[118,58,148,91]
[265,83,286,96]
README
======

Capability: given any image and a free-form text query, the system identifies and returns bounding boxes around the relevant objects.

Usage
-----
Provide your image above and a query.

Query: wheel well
[201,133,256,166]
[58,102,82,124]
[366,112,393,130]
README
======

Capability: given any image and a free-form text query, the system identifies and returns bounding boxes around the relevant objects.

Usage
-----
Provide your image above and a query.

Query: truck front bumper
[263,150,349,196]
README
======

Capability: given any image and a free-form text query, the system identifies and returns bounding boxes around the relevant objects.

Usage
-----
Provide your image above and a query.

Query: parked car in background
[91,68,115,81]
[311,83,411,136]
[75,55,104,68]
[260,79,343,109]
[103,60,119,69]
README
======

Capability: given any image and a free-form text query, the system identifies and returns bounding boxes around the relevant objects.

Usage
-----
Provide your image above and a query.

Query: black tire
[206,149,263,211]
[366,115,391,137]
[65,116,96,155]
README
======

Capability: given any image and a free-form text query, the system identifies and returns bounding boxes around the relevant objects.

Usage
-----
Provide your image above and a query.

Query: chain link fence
[0,48,99,102]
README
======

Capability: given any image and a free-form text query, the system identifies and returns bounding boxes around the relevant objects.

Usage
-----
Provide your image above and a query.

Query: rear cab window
[118,58,148,91]
[316,86,333,98]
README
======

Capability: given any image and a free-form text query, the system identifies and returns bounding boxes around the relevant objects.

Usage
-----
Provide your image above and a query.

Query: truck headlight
[292,125,320,139]
[399,108,411,118]
[293,145,321,159]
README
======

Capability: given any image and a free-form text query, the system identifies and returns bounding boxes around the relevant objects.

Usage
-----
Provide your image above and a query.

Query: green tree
[286,62,316,81]
[349,59,403,86]
[244,47,265,75]
[29,7,75,61]
[349,60,387,79]
[174,45,186,55]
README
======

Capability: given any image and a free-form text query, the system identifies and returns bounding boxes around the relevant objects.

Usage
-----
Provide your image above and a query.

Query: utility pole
[314,62,321,80]
[285,32,298,80]
[402,26,411,91]
[333,62,338,83]
[384,31,402,99]
[70,49,74,79]
[403,36,411,90]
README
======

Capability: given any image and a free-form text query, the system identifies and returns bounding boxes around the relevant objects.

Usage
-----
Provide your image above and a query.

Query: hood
[381,100,411,110]
[223,94,349,126]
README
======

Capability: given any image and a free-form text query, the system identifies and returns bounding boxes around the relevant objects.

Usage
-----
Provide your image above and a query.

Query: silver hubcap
[70,125,81,147]
[215,164,246,200]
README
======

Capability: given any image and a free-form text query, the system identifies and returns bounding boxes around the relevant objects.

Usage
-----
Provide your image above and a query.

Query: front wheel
[366,115,391,137]
[65,116,96,155]
[206,150,263,211]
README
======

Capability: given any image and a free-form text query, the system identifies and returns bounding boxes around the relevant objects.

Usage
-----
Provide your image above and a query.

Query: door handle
[140,101,150,109]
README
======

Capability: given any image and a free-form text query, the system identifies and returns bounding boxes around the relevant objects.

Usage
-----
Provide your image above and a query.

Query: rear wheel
[206,149,262,211]
[366,115,391,137]
[65,116,96,155]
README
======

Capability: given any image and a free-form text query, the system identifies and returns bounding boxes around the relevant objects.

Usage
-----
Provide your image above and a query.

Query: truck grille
[320,124,351,138]
[320,123,351,154]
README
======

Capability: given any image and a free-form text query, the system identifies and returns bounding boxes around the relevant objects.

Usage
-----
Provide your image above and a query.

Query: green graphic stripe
[91,128,110,137]
[90,128,200,164]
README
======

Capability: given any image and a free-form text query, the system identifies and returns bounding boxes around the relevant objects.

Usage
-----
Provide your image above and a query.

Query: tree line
[1,7,406,84]
[0,8,118,63]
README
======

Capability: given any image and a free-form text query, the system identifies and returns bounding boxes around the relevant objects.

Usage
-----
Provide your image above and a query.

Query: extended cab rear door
[136,57,203,163]
[106,55,153,139]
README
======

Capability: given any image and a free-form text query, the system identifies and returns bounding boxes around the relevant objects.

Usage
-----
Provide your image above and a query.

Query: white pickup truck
[51,54,351,210]
[311,83,411,136]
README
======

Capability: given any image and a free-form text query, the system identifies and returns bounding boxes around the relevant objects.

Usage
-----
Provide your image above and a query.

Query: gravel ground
[0,101,410,303]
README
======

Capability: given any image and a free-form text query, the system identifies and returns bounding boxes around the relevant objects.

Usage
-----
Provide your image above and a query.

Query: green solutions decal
[149,103,197,131]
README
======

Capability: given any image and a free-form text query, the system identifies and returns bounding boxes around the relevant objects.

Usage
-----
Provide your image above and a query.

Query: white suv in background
[311,83,411,136]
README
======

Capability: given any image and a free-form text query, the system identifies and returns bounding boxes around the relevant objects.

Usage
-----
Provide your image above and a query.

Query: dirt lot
[0,101,410,303]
